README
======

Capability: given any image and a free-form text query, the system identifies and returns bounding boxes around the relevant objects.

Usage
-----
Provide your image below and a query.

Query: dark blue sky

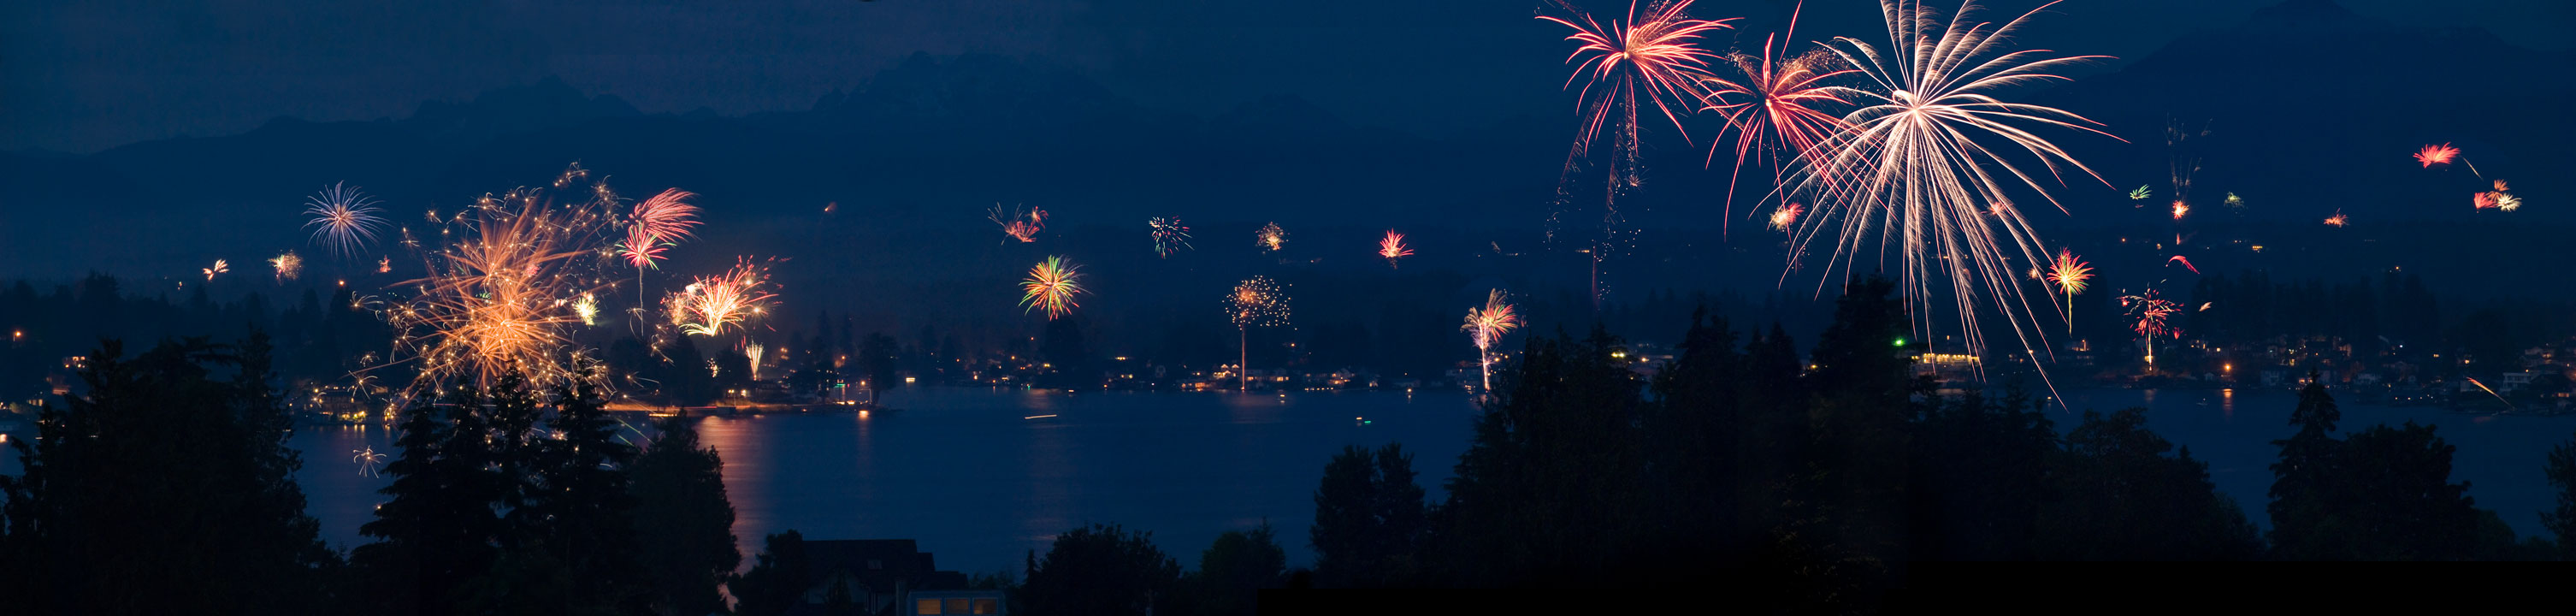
[5,0,2567,153]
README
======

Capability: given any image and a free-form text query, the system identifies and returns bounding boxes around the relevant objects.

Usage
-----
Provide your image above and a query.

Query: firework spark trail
[618,189,702,270]
[271,252,304,282]
[1256,222,1287,252]
[1378,230,1415,267]
[746,342,765,382]
[668,258,782,336]
[1226,276,1291,391]
[2122,289,2179,368]
[2041,249,2090,336]
[1149,217,1194,258]
[2463,377,2516,412]
[989,204,1047,243]
[1541,0,1734,305]
[1018,256,1085,321]
[1698,2,1860,232]
[2166,120,2207,211]
[1783,0,2118,383]
[1461,289,1521,394]
[304,182,387,258]
[377,165,627,400]
[2165,255,2198,275]
[352,447,385,477]
[204,259,229,281]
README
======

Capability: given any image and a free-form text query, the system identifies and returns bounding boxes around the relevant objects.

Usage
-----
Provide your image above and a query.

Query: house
[2500,371,2536,393]
[783,539,974,616]
[907,589,1007,615]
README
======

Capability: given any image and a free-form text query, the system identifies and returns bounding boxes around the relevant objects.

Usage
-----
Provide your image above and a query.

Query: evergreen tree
[633,416,742,615]
[2548,429,2576,559]
[0,335,339,614]
[1308,443,1425,587]
[2036,408,2260,560]
[2267,372,2343,559]
[730,530,814,616]
[1432,326,1646,587]
[353,387,506,615]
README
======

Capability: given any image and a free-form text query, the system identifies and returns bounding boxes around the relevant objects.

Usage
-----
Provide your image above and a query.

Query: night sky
[6,0,2568,154]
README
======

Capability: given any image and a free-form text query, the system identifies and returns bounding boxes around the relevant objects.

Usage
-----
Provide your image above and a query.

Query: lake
[56,384,2576,574]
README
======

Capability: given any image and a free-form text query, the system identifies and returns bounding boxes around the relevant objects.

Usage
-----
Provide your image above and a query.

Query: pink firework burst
[620,188,702,270]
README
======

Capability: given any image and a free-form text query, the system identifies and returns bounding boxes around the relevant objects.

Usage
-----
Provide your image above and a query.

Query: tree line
[8,276,2576,616]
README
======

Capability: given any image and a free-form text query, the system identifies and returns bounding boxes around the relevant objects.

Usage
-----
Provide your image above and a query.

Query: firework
[573,293,599,326]
[1226,276,1291,390]
[2474,192,2499,210]
[2128,186,2151,202]
[1378,230,1415,267]
[2414,143,2459,169]
[746,342,765,382]
[2463,376,2516,411]
[1698,3,1858,224]
[2324,210,2348,227]
[667,258,782,336]
[1787,0,2116,376]
[353,447,386,477]
[2171,201,2189,220]
[1256,222,1287,252]
[204,259,229,281]
[1541,0,1734,158]
[271,252,304,282]
[304,182,387,258]
[2165,255,2198,275]
[379,166,626,399]
[1769,202,1805,231]
[989,204,1047,243]
[1017,256,1085,321]
[1461,289,1521,394]
[2122,289,2179,368]
[2223,192,2245,209]
[2041,249,2090,336]
[1149,217,1193,258]
[2480,180,2521,212]
[377,257,392,274]
[618,188,702,270]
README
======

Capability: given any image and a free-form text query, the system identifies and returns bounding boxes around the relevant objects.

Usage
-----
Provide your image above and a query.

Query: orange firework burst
[2042,248,2091,335]
[1256,222,1286,252]
[619,188,702,270]
[1018,256,1084,320]
[2171,201,2189,220]
[1461,289,1521,393]
[1699,3,1858,225]
[667,258,781,337]
[1769,202,1804,230]
[1788,0,2117,379]
[2414,143,2459,168]
[1377,230,1415,267]
[380,166,624,399]
[204,259,229,281]
[990,204,1046,243]
[1226,275,1290,390]
[2324,210,2348,227]
[270,252,303,282]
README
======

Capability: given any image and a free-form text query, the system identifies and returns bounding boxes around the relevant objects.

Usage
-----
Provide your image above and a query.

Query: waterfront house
[783,539,972,616]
